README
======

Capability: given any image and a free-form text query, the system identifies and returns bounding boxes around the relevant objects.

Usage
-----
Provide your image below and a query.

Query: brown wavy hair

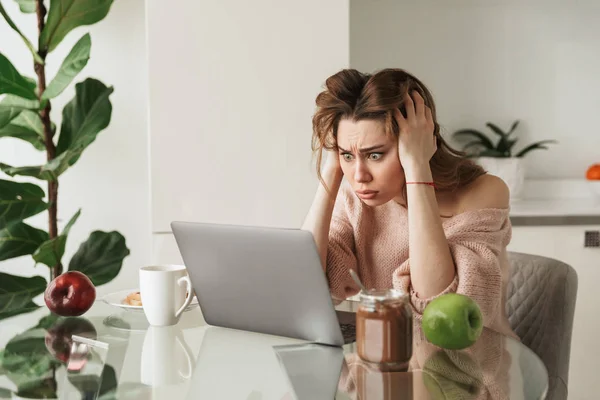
[311,68,485,194]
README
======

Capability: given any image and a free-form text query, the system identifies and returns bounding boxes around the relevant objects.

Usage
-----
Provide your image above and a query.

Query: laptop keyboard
[340,323,356,344]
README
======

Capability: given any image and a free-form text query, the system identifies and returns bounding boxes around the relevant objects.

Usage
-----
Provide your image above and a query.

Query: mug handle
[175,276,194,319]
[176,332,195,379]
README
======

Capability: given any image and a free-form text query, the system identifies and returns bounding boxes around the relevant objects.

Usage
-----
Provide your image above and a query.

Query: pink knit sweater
[327,183,517,339]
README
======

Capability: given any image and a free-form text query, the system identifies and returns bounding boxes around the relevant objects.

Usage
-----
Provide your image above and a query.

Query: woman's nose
[354,160,372,183]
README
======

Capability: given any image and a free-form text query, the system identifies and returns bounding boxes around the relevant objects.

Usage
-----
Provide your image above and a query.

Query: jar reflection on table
[356,363,414,400]
[356,288,412,371]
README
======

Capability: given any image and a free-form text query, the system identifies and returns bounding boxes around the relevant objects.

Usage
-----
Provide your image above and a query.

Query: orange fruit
[586,164,600,180]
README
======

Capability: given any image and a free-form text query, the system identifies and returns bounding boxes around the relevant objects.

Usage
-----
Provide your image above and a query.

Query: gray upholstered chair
[506,252,578,400]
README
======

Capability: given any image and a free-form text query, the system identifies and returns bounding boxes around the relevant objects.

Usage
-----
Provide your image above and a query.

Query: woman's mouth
[355,190,379,200]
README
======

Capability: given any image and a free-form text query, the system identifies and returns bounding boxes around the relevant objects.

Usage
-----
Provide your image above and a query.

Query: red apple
[44,271,96,316]
[45,317,97,364]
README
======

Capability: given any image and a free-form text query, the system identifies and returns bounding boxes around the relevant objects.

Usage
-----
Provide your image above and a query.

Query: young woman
[302,68,516,337]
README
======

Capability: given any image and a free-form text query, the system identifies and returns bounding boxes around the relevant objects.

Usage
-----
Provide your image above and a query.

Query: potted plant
[0,0,128,397]
[452,120,556,199]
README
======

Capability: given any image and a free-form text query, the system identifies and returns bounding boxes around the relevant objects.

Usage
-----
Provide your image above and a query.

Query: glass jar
[356,288,413,371]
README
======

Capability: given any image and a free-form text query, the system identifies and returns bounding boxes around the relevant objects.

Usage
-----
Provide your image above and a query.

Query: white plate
[100,289,199,312]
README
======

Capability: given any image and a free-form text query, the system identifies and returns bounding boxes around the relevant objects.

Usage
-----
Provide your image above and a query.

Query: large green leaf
[33,209,80,268]
[14,0,36,13]
[0,52,38,99]
[0,123,42,147]
[11,109,43,136]
[56,78,113,162]
[1,80,115,181]
[0,4,44,64]
[43,34,91,100]
[1,79,114,181]
[69,231,129,286]
[0,163,57,181]
[0,93,40,111]
[0,104,21,130]
[0,273,47,316]
[0,180,48,229]
[0,222,49,261]
[0,162,55,181]
[39,0,113,53]
[0,301,40,321]
[0,110,46,150]
[0,151,72,181]
[0,96,44,147]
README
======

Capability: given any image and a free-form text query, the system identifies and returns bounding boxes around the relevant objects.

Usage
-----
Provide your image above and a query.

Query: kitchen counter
[508,179,600,226]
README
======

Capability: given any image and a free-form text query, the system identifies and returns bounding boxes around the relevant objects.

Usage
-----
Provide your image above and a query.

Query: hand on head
[394,90,437,171]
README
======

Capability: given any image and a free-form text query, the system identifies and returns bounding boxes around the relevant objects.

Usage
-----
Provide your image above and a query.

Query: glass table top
[0,300,548,399]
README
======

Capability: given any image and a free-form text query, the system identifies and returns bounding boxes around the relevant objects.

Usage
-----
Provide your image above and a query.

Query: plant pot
[475,157,525,200]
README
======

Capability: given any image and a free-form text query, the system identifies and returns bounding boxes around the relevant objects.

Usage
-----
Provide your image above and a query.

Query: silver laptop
[171,221,356,346]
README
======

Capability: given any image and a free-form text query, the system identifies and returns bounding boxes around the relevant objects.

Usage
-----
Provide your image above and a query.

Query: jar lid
[359,288,407,302]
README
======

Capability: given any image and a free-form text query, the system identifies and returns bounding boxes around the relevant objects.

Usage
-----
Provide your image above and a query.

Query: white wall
[146,0,350,264]
[350,0,600,179]
[0,0,151,296]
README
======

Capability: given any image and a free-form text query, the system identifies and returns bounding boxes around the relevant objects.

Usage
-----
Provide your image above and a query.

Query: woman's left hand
[394,90,437,172]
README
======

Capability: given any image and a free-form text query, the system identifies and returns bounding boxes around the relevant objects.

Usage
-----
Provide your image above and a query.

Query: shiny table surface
[0,300,548,399]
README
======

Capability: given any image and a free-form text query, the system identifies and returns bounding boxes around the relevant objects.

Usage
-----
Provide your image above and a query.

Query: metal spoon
[349,268,367,292]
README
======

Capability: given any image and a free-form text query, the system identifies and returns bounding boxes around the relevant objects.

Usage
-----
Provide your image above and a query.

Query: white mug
[139,264,194,326]
[140,325,194,387]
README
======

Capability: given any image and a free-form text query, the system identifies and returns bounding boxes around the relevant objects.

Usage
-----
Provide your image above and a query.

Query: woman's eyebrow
[337,144,386,153]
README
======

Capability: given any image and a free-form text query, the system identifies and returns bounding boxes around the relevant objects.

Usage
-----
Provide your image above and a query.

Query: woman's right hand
[301,146,344,271]
[323,147,343,181]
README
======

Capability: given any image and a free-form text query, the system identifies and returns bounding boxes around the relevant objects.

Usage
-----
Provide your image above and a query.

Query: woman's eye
[369,153,383,160]
[342,153,353,161]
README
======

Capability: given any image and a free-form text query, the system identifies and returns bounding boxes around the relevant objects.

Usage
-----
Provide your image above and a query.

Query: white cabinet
[509,225,600,400]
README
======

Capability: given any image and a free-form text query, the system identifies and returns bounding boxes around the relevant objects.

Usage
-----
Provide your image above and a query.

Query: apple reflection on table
[339,323,511,400]
[43,316,116,398]
[45,316,98,364]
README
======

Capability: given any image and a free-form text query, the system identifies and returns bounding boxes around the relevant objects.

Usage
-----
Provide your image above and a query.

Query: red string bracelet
[406,181,436,189]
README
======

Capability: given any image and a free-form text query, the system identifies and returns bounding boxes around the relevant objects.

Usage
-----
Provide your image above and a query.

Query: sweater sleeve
[392,208,512,327]
[325,190,360,301]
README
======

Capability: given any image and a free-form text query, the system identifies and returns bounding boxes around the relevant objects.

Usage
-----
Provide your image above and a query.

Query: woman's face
[336,118,405,206]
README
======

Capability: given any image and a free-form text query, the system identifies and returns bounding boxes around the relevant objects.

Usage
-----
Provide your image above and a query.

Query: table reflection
[274,324,520,400]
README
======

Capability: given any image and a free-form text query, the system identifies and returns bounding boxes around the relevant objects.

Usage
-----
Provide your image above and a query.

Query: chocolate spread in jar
[356,289,412,371]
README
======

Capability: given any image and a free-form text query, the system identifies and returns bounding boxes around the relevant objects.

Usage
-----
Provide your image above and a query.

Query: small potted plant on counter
[452,120,556,199]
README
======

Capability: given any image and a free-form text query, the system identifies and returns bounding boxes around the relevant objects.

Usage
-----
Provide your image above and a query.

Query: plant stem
[35,0,61,280]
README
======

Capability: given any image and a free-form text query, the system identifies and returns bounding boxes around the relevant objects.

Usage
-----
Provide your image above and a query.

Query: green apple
[422,293,483,350]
